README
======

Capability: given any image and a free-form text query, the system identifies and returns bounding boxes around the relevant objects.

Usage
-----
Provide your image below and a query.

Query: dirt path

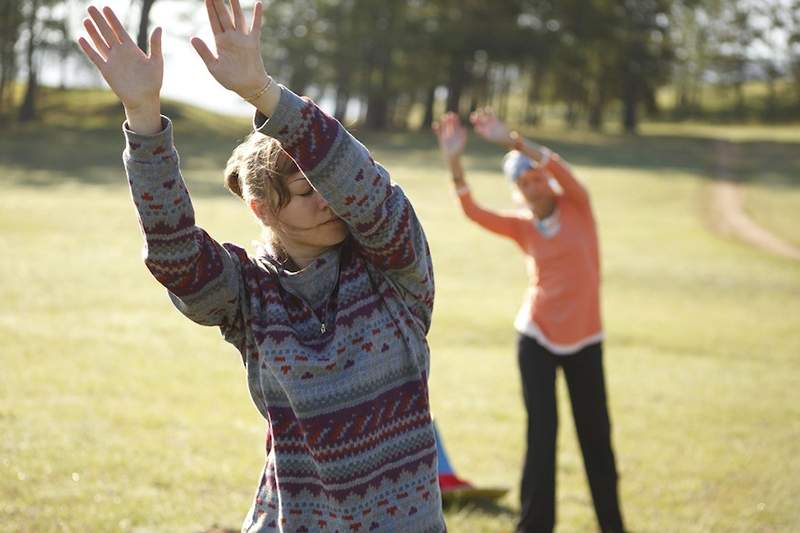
[710,140,800,261]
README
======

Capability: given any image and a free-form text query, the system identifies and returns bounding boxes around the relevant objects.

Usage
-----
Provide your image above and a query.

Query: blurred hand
[470,108,513,147]
[77,6,163,112]
[191,0,268,98]
[432,112,467,162]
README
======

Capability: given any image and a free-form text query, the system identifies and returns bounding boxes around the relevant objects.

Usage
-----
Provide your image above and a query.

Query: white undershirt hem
[514,308,604,355]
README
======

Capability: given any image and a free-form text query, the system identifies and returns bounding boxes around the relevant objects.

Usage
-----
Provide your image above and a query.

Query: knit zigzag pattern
[122,88,444,532]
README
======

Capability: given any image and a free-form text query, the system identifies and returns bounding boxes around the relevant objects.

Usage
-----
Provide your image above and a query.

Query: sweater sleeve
[456,189,528,251]
[122,117,245,334]
[253,86,434,332]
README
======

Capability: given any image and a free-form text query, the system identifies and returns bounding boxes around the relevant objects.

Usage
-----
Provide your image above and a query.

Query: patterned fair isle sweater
[122,86,445,532]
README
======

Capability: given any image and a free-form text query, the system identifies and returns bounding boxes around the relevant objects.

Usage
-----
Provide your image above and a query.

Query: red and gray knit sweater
[122,86,445,532]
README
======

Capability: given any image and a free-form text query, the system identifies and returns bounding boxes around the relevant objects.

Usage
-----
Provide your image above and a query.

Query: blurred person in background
[77,1,445,531]
[433,110,625,533]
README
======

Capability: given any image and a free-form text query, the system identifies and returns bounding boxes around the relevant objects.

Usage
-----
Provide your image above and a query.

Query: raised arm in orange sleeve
[543,153,591,210]
[456,189,527,250]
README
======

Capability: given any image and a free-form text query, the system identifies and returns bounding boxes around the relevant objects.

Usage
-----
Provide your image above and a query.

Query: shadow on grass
[0,122,250,197]
[2,103,799,194]
[442,495,517,520]
[370,129,800,185]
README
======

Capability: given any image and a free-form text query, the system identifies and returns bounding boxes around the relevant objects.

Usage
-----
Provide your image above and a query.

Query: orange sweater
[457,154,602,354]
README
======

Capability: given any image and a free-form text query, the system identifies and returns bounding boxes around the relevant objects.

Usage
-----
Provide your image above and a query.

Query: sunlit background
[1,1,799,532]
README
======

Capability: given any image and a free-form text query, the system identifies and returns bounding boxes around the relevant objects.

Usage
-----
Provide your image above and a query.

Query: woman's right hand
[432,112,467,163]
[78,6,163,118]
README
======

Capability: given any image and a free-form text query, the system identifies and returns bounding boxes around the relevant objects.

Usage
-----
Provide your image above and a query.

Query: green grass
[2,89,800,532]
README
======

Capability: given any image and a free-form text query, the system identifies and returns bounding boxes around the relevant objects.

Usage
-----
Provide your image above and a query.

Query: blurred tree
[754,0,786,120]
[18,0,76,121]
[515,0,560,125]
[791,0,800,107]
[615,0,674,133]
[18,0,43,121]
[712,1,757,118]
[136,0,158,53]
[670,0,711,119]
[261,0,326,96]
[0,0,25,116]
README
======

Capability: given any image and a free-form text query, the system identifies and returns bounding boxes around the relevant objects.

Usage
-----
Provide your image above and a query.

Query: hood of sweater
[254,240,345,310]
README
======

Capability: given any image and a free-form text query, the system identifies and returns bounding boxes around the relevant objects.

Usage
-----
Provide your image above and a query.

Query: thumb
[149,27,163,59]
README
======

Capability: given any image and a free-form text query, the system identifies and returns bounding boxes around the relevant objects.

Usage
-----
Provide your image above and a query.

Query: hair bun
[224,153,244,199]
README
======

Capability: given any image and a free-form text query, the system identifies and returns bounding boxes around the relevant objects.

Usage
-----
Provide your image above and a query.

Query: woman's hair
[224,132,300,218]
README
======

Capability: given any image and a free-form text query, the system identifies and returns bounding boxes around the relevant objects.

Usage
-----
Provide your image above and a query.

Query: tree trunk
[334,85,350,123]
[137,0,157,53]
[588,100,604,131]
[622,75,638,134]
[18,0,39,122]
[734,81,745,118]
[525,63,544,125]
[497,77,510,123]
[420,84,436,131]
[446,55,467,114]
[365,91,388,129]
[764,70,777,120]
[333,57,351,122]
[0,1,18,114]
[365,65,391,130]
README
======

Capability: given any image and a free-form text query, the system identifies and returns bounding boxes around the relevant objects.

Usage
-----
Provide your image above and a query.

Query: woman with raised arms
[78,2,445,531]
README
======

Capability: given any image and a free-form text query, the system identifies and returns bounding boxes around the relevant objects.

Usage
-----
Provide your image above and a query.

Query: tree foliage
[2,0,799,128]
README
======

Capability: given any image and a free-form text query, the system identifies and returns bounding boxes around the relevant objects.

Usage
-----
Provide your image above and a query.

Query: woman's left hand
[191,0,268,98]
[470,108,513,147]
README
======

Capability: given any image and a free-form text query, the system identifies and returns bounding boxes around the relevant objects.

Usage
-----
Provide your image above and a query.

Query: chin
[321,221,349,246]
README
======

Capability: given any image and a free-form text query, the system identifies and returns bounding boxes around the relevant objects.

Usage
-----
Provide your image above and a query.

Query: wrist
[447,155,463,174]
[235,72,271,100]
[248,77,281,119]
[124,99,162,135]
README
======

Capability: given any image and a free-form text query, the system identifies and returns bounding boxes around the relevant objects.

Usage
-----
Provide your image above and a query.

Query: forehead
[517,168,547,185]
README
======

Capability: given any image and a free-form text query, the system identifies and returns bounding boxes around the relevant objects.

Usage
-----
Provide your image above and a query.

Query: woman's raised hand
[78,6,163,113]
[470,109,513,147]
[191,0,268,98]
[432,112,467,162]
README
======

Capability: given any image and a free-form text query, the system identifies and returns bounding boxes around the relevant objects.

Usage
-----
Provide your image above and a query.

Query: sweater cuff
[252,84,298,141]
[454,184,470,197]
[122,115,173,160]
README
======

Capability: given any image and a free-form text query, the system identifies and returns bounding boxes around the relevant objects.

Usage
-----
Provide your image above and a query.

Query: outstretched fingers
[88,6,120,47]
[83,18,110,58]
[77,36,106,71]
[191,37,217,68]
[205,0,223,34]
[148,27,163,60]
[250,1,263,35]
[102,6,135,46]
[212,0,235,32]
[230,0,246,30]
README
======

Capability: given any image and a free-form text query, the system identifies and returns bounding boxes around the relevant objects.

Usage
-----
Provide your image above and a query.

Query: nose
[315,191,330,210]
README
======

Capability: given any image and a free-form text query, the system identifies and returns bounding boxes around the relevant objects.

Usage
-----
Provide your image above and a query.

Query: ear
[249,198,274,226]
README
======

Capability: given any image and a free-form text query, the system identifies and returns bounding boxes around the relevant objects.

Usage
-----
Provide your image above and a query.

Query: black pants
[516,335,625,533]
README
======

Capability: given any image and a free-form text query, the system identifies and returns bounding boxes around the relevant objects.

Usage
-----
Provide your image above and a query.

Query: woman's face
[274,173,348,251]
[250,172,348,265]
[516,168,555,209]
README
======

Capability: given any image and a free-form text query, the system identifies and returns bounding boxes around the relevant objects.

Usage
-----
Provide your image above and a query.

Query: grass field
[1,89,799,532]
